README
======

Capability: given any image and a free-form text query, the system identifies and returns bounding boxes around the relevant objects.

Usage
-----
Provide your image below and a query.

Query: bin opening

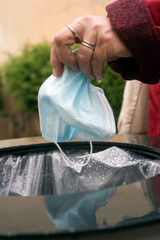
[0,142,160,196]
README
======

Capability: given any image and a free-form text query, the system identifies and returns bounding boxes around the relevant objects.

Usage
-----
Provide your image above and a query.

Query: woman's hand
[51,15,132,80]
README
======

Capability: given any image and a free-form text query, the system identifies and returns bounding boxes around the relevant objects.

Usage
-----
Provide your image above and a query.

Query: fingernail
[97,79,102,83]
[72,67,78,72]
[53,70,58,77]
[89,76,95,80]
[72,64,78,71]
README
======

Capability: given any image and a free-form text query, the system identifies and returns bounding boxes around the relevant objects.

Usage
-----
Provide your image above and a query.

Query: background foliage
[0,42,125,124]
[1,42,52,112]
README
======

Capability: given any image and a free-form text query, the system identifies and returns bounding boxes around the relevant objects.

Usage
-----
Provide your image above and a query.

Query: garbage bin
[0,141,160,238]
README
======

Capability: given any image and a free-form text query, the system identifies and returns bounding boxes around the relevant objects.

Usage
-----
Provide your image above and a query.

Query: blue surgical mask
[38,64,115,142]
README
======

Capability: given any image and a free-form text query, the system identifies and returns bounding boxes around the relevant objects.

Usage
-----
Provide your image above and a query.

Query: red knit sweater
[106,0,160,136]
[106,0,160,84]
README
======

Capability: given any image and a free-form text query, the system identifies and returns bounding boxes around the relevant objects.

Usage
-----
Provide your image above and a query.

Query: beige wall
[0,0,114,64]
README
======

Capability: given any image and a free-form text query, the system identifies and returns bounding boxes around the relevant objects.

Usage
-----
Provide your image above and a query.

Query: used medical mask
[38,66,115,143]
[38,53,115,166]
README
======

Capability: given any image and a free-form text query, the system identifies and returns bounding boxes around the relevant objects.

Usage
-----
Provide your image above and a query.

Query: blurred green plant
[1,42,52,112]
[1,42,125,124]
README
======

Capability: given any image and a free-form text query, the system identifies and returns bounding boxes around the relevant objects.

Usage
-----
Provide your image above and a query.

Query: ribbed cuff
[106,0,160,84]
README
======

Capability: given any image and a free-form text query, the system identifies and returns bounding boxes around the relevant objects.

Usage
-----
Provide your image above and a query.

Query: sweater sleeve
[145,0,160,38]
[106,0,160,84]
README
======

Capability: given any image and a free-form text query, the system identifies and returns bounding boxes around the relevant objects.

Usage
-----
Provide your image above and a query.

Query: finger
[50,41,64,76]
[77,37,96,80]
[91,47,106,80]
[54,27,78,70]
[57,45,78,70]
[77,45,94,79]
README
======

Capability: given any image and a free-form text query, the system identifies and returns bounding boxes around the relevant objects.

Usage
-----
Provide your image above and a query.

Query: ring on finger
[81,41,96,50]
[66,25,79,42]
[83,40,96,49]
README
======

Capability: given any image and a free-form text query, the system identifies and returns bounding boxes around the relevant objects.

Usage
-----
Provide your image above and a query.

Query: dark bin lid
[0,141,160,239]
[0,141,159,158]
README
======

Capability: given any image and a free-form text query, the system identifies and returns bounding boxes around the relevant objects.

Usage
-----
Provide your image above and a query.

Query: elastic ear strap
[54,141,93,167]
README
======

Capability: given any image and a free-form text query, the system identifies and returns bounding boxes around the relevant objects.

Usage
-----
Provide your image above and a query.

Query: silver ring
[81,41,95,50]
[83,40,96,49]
[66,24,78,41]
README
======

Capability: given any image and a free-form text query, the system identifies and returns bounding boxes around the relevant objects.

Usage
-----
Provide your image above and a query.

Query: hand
[51,15,132,80]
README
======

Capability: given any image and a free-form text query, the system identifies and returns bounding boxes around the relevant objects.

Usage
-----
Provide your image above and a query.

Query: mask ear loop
[54,141,93,167]
[53,50,92,167]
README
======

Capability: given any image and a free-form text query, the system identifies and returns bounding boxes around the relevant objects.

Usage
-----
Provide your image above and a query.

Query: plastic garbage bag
[0,145,160,196]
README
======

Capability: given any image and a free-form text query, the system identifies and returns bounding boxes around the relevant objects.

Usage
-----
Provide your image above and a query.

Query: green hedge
[1,42,125,124]
[1,42,52,112]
